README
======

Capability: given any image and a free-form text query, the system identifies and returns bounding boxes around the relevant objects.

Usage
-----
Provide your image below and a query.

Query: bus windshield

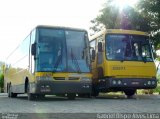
[36,28,90,72]
[106,34,153,62]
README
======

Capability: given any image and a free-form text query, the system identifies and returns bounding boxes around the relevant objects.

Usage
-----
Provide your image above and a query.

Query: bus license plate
[131,82,139,85]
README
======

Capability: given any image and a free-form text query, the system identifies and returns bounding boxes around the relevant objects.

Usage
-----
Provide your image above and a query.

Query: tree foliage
[90,0,160,49]
[138,0,160,31]
[94,3,149,30]
[0,74,4,89]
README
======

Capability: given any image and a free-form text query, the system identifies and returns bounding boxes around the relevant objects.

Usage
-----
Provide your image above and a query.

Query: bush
[0,74,4,92]
[137,75,160,95]
[157,75,160,83]
[153,84,160,94]
[151,75,160,94]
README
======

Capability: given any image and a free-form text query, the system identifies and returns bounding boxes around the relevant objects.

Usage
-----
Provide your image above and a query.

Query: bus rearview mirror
[98,42,102,52]
[31,43,36,56]
[91,49,95,61]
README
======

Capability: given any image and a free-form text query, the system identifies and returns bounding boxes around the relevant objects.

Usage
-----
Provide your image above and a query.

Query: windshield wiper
[142,57,147,63]
[70,48,81,73]
[120,58,124,62]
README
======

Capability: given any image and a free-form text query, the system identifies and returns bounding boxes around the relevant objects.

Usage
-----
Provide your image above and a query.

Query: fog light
[148,81,151,85]
[118,80,122,85]
[41,86,45,88]
[86,85,90,88]
[152,81,155,85]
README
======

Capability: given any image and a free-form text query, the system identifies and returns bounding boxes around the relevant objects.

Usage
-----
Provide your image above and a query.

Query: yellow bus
[90,29,157,97]
[4,25,92,100]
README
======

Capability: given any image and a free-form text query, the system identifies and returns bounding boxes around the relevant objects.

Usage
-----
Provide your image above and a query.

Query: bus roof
[90,29,148,41]
[35,25,87,32]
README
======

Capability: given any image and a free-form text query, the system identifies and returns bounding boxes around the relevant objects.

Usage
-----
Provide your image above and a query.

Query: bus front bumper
[98,78,157,91]
[30,80,92,94]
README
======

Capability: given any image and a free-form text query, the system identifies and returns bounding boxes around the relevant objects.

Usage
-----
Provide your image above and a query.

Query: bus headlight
[36,76,53,81]
[147,81,151,85]
[152,81,155,85]
[112,80,116,85]
[117,80,122,85]
[81,78,91,82]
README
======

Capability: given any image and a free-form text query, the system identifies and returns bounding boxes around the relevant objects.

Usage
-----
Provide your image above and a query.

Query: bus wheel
[67,94,76,100]
[91,84,99,97]
[37,94,45,99]
[27,84,35,101]
[28,93,35,100]
[8,84,17,98]
[124,89,136,98]
[79,94,91,98]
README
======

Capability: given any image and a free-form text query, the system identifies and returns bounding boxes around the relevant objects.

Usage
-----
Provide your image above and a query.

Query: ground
[0,93,159,119]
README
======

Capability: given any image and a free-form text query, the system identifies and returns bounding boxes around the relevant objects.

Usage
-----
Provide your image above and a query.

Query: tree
[137,0,160,50]
[90,0,160,49]
[90,1,150,31]
[0,74,4,93]
[138,0,160,31]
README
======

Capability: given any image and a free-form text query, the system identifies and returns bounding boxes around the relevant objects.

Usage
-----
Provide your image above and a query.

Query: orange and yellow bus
[90,29,157,97]
[4,25,92,100]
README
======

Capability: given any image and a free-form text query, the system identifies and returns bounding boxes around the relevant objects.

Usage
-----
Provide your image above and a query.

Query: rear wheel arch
[25,77,29,93]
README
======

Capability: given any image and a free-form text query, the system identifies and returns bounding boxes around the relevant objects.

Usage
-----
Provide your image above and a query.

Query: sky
[0,0,105,62]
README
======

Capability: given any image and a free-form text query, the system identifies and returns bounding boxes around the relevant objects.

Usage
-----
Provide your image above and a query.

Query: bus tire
[8,84,17,98]
[124,89,136,98]
[28,93,35,100]
[37,94,45,99]
[79,93,91,98]
[67,94,76,100]
[91,84,99,97]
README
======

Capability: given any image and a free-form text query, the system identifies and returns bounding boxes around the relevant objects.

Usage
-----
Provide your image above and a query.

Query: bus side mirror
[98,42,102,52]
[31,43,36,56]
[91,49,96,61]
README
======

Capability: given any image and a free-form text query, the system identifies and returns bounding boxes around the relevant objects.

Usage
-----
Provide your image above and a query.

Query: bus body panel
[90,29,157,94]
[104,61,156,78]
[4,26,92,97]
